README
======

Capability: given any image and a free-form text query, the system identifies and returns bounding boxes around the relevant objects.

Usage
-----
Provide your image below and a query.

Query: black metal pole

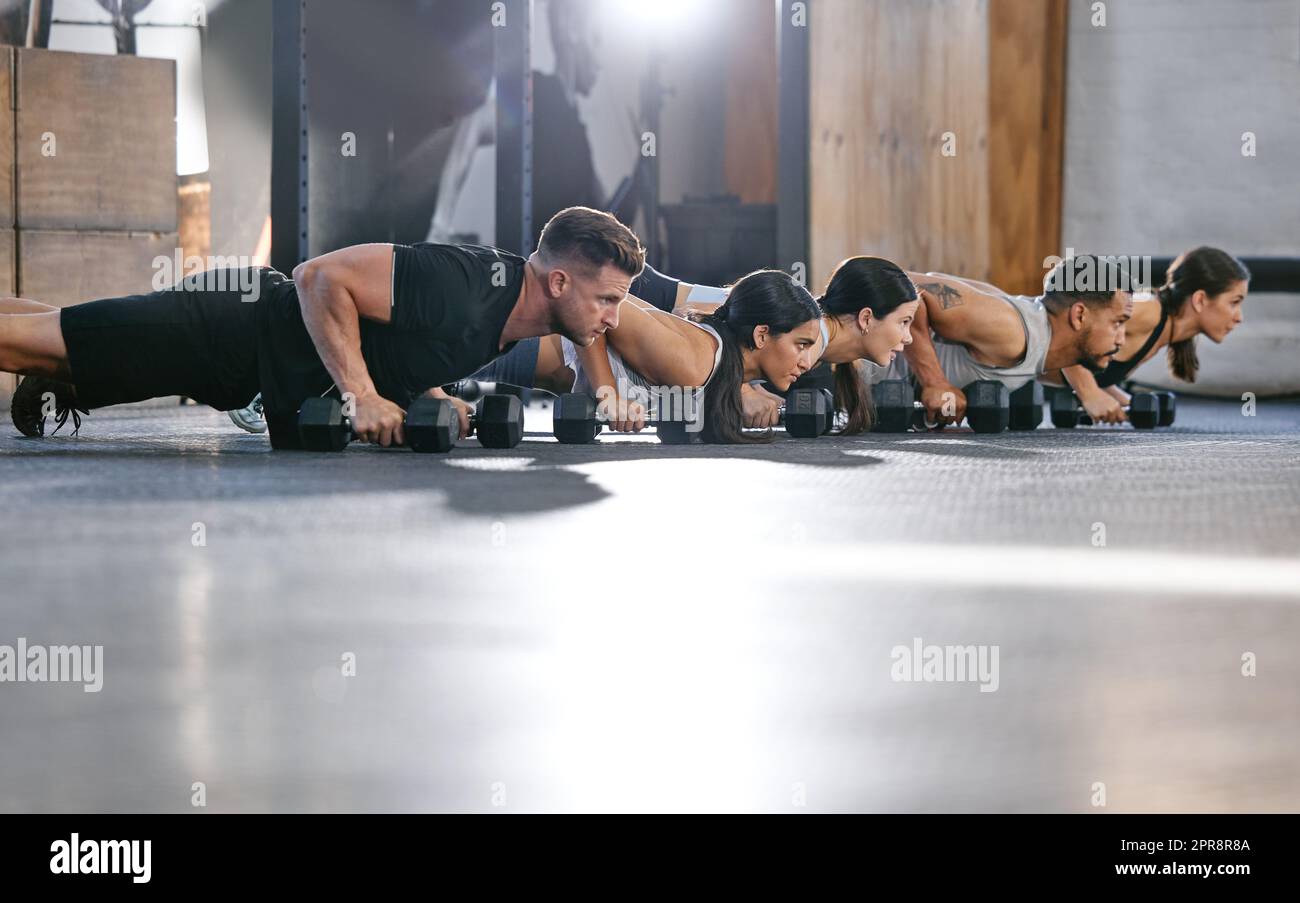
[271,0,308,274]
[640,49,663,266]
[495,0,533,255]
[1146,257,1300,295]
[32,0,54,47]
[776,0,810,285]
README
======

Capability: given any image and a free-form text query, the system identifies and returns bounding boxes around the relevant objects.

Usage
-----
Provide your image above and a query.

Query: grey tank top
[869,294,1051,391]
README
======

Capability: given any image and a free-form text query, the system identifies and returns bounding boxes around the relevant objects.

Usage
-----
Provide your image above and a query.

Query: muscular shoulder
[615,306,718,388]
[912,275,1025,365]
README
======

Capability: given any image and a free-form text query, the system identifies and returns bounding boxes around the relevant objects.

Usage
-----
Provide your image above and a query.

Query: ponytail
[689,317,762,444]
[1157,247,1249,383]
[832,361,873,434]
[689,269,822,444]
[817,257,917,434]
[1158,284,1200,383]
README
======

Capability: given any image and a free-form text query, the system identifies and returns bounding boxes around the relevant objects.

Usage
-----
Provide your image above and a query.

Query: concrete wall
[1062,0,1300,396]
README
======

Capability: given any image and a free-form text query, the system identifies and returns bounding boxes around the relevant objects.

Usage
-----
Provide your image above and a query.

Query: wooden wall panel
[0,229,14,295]
[15,49,177,232]
[724,0,778,204]
[0,48,13,227]
[988,0,1068,294]
[18,230,179,307]
[811,0,989,290]
[809,0,1067,293]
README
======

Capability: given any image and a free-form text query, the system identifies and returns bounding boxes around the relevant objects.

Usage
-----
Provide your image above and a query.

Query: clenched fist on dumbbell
[297,393,523,453]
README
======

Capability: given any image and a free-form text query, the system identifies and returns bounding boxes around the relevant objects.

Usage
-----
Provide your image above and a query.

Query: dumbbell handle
[1075,406,1135,426]
[595,406,700,425]
[336,400,476,445]
[600,405,821,433]
[1058,394,1161,429]
[338,407,476,438]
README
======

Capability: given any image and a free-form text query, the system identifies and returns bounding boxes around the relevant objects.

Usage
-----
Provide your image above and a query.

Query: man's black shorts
[60,268,278,412]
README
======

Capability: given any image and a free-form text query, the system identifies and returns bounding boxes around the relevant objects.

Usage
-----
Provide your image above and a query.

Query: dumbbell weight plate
[1154,391,1177,427]
[963,381,1010,433]
[656,419,693,445]
[1049,392,1080,429]
[405,397,460,453]
[476,394,525,448]
[553,393,601,444]
[785,388,833,438]
[297,396,352,451]
[1008,382,1044,431]
[820,388,835,435]
[1128,393,1160,430]
[872,380,915,433]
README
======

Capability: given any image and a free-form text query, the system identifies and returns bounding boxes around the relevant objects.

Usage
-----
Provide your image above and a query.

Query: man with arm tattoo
[866,257,1133,426]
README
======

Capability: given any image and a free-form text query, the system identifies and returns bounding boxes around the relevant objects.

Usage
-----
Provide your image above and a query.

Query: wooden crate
[15,48,177,232]
[17,229,179,307]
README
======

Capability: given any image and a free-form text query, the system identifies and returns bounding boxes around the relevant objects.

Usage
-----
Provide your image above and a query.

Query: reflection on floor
[1,397,1297,812]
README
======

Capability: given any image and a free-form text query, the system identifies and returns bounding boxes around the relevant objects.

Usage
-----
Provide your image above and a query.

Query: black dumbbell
[1118,383,1177,427]
[553,387,835,444]
[1008,381,1044,431]
[872,379,1008,433]
[784,387,836,437]
[443,379,534,407]
[1049,391,1160,429]
[872,380,923,432]
[443,379,485,402]
[553,393,695,444]
[298,394,523,452]
[473,394,527,448]
[1154,390,1176,426]
[964,381,1009,433]
[298,395,454,452]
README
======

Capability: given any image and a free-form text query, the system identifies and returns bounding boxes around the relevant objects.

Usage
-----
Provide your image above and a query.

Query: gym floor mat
[1,397,1297,812]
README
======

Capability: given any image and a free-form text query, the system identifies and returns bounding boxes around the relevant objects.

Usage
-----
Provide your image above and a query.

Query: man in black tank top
[3,207,645,448]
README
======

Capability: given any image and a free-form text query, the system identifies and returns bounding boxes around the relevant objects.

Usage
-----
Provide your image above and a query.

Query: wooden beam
[987,0,1068,294]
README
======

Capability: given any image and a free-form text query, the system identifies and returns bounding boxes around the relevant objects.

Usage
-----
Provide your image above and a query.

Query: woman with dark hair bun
[568,269,823,443]
[1042,247,1250,423]
[811,256,921,433]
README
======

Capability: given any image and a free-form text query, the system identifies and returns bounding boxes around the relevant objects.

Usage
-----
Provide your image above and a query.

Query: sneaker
[228,394,267,434]
[11,376,88,438]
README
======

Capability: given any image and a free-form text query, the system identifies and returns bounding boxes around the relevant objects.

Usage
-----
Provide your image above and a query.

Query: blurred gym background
[0,0,1296,408]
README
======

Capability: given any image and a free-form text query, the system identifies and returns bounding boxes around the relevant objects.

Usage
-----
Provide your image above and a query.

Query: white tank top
[563,319,726,400]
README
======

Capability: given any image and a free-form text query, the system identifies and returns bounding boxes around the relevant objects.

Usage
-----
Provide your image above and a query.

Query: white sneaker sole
[228,409,268,434]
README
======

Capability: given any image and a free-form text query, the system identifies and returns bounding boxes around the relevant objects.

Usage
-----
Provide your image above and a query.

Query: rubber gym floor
[2,396,1298,813]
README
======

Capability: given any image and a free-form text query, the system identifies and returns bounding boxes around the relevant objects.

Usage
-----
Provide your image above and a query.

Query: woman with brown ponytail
[568,268,824,443]
[677,256,922,434]
[1042,247,1250,423]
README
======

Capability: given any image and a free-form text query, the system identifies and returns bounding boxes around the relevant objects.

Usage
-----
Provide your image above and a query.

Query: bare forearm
[296,270,378,400]
[576,334,620,395]
[1061,364,1103,398]
[903,300,952,388]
